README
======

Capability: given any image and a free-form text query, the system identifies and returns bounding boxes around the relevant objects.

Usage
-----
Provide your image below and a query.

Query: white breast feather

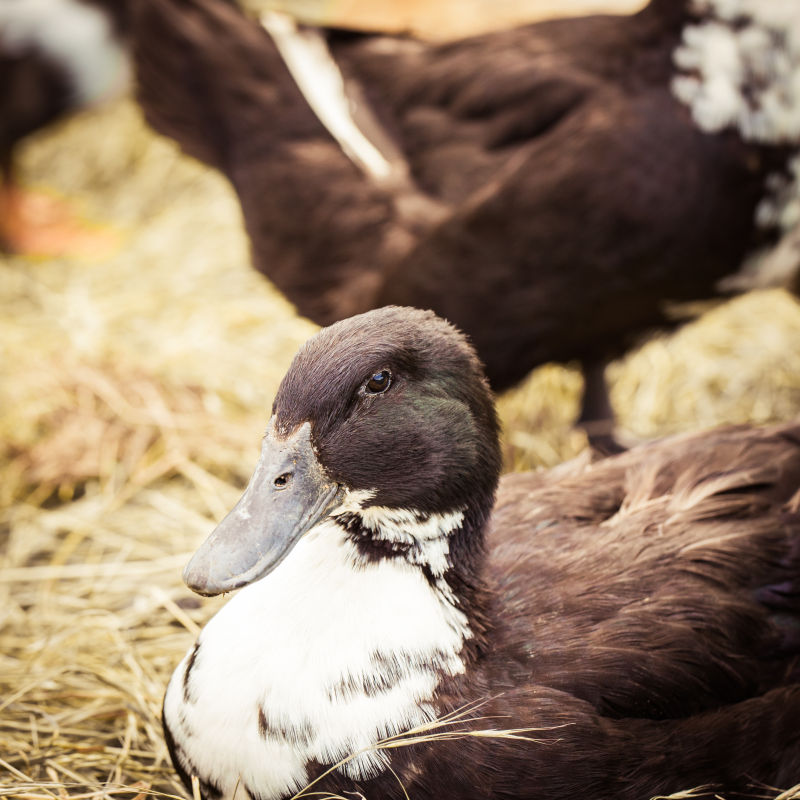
[164,507,470,800]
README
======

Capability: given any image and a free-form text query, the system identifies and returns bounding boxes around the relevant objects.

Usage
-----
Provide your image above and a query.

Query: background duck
[0,0,129,257]
[165,306,800,800]
[131,0,800,440]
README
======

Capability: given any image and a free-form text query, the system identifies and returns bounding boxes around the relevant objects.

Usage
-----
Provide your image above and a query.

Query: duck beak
[183,420,342,596]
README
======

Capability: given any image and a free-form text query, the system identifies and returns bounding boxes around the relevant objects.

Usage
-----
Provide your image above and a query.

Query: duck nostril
[273,472,293,489]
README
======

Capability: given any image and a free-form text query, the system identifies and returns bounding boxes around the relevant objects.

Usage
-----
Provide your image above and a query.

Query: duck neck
[332,495,493,667]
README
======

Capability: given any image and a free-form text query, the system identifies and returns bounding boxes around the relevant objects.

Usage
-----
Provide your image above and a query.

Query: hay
[1,100,305,797]
[2,96,800,798]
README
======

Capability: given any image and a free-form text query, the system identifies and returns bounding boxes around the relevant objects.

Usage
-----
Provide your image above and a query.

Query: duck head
[184,306,501,596]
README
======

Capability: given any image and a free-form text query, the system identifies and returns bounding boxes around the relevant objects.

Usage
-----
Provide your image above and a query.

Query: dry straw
[2,91,800,799]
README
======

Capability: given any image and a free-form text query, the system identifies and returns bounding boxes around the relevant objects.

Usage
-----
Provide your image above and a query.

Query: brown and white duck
[164,305,800,800]
[0,0,129,256]
[132,0,800,438]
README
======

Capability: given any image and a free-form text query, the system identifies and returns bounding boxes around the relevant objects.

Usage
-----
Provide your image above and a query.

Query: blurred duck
[0,0,129,257]
[165,306,800,800]
[132,0,800,441]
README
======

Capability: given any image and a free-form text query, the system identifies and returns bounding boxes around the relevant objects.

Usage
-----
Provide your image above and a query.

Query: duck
[131,0,800,441]
[0,0,129,256]
[164,305,800,800]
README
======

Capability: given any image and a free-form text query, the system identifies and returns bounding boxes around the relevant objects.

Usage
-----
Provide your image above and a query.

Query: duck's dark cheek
[324,429,429,494]
[320,401,477,511]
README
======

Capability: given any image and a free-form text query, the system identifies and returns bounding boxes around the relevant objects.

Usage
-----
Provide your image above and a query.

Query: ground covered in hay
[2,97,800,799]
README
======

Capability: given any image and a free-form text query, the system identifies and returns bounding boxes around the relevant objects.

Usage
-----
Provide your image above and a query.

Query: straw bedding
[2,96,800,798]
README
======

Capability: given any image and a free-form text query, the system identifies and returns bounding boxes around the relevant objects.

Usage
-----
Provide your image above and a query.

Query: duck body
[164,307,800,800]
[0,0,129,253]
[0,0,129,163]
[132,0,798,397]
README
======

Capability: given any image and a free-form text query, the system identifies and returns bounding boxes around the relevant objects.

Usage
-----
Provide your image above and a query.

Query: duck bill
[183,420,342,596]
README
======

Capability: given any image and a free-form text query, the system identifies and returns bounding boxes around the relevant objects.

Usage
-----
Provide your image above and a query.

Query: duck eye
[273,472,292,489]
[365,369,392,394]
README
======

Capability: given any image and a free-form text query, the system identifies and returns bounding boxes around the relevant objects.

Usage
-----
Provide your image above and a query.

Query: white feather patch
[718,153,800,292]
[0,0,130,106]
[165,508,471,800]
[260,10,406,186]
[672,0,800,282]
[355,505,466,578]
[672,0,800,143]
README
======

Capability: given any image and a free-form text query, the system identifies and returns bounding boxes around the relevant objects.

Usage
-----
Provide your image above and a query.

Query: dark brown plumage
[0,47,69,180]
[131,0,797,433]
[164,307,800,800]
[413,422,800,797]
